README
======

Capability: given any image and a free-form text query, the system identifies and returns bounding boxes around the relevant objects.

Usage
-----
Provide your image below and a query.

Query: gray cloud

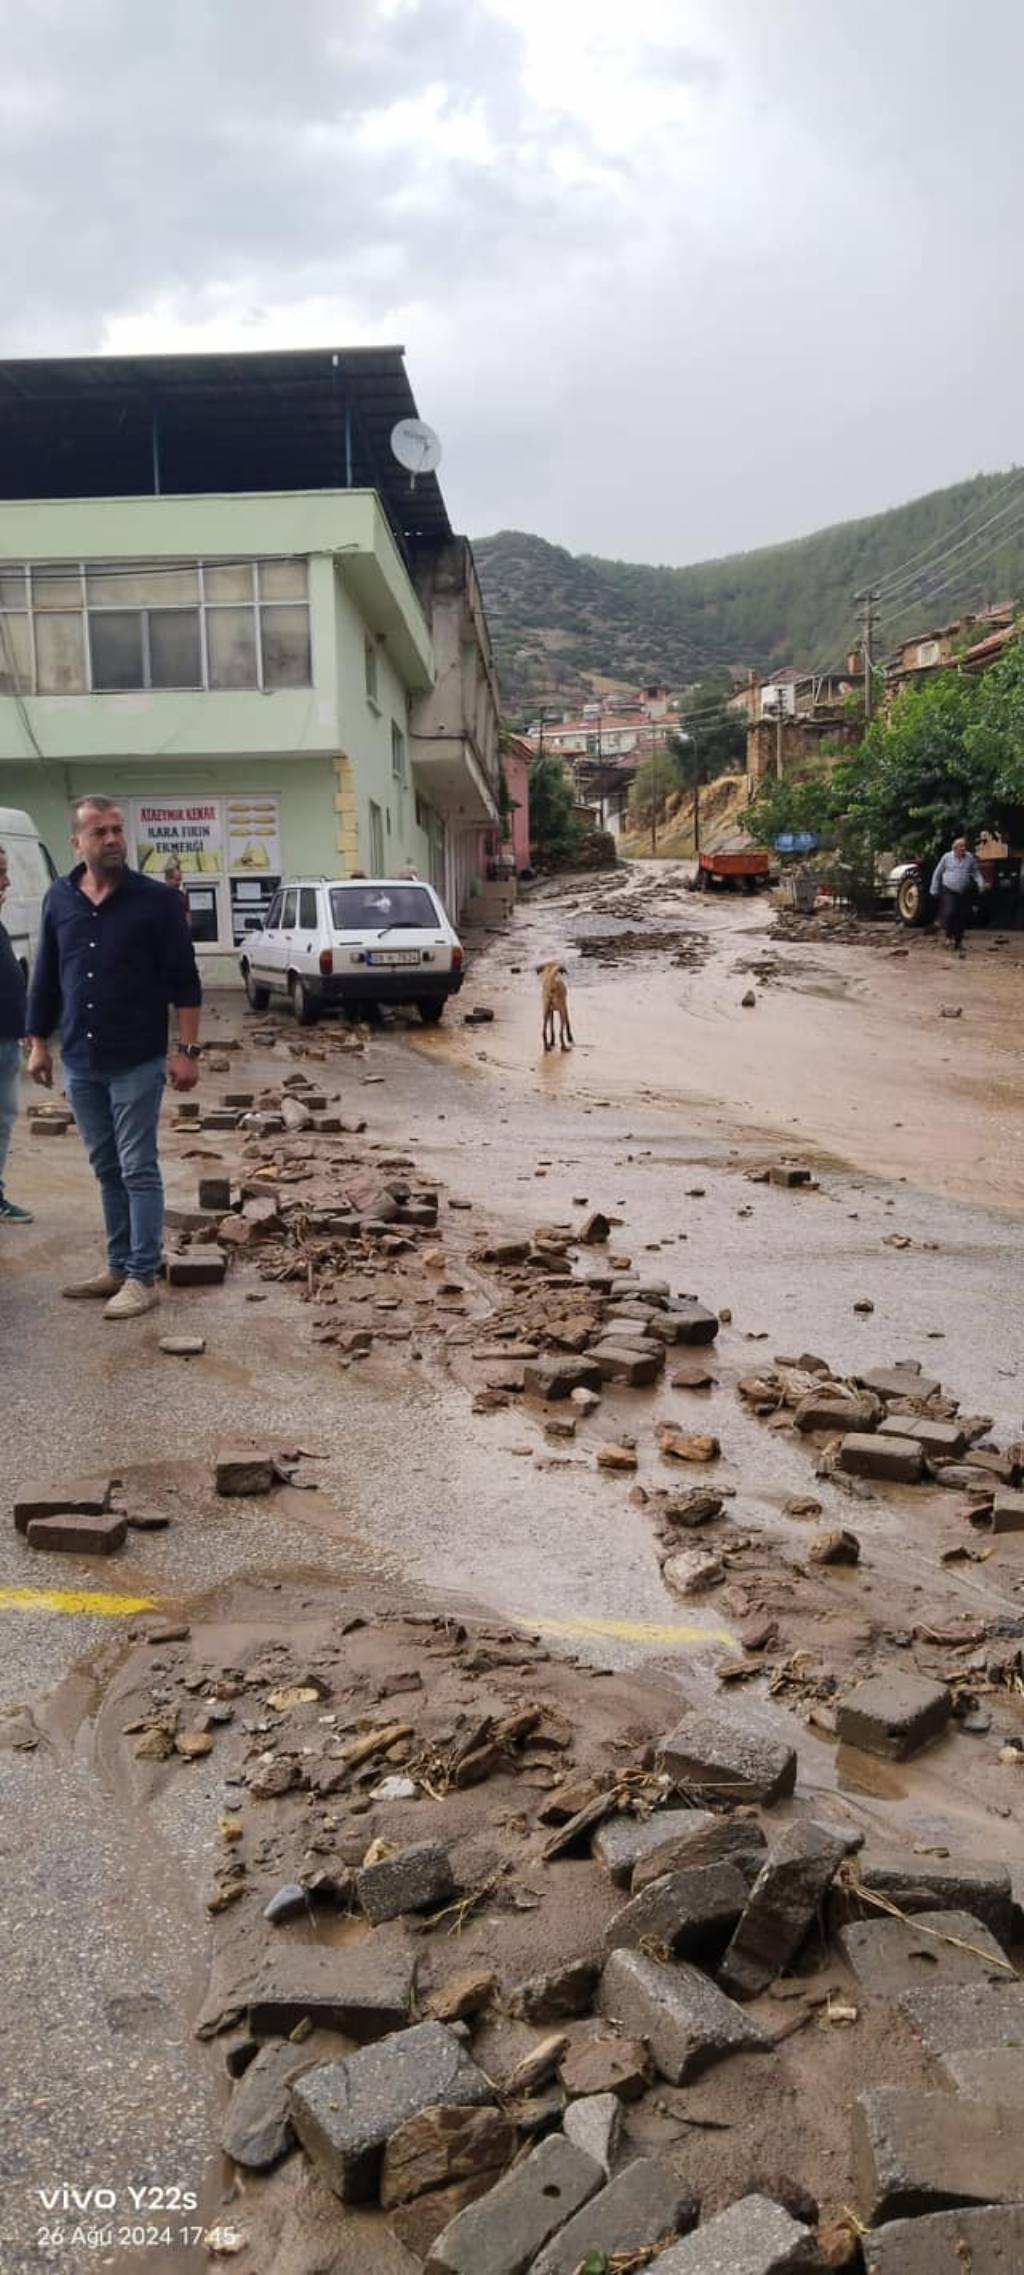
[2,0,1022,567]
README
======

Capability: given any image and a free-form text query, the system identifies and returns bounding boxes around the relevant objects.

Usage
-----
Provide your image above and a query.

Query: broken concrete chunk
[357,1841,455,1924]
[508,1960,599,2024]
[598,1949,769,2084]
[835,1672,950,1760]
[652,2191,820,2272]
[426,1971,497,2024]
[591,1342,665,1385]
[808,1527,860,1565]
[530,2156,699,2275]
[577,1211,610,1244]
[837,1853,1012,1940]
[668,1301,720,1347]
[769,1165,813,1188]
[221,2039,317,2170]
[794,1394,877,1433]
[861,2205,1024,2275]
[662,1546,725,1596]
[657,1709,797,1804]
[593,1808,722,1889]
[899,1980,1024,2056]
[838,1910,1010,1994]
[719,1819,850,2000]
[215,1447,275,1496]
[840,1432,924,1482]
[858,1366,940,1401]
[288,2021,492,2203]
[631,1816,767,1896]
[852,2086,1024,2225]
[877,1414,966,1455]
[424,2131,603,2275]
[25,1511,127,1554]
[940,2045,1024,2105]
[656,1425,721,1464]
[380,2103,515,2210]
[524,1356,603,1400]
[248,1943,414,2043]
[562,2092,622,2174]
[166,1247,227,1285]
[604,1863,747,1964]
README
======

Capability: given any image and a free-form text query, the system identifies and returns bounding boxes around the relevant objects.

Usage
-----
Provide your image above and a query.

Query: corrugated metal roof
[0,346,451,552]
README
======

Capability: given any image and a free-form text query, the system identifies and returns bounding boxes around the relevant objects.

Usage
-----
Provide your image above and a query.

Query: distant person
[0,844,31,1224]
[26,796,202,1320]
[930,835,985,953]
[163,856,191,925]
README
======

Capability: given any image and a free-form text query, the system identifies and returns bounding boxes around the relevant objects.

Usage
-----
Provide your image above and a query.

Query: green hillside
[474,469,1024,713]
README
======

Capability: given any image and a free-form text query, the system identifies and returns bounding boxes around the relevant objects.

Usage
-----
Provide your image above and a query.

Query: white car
[239,876,465,1025]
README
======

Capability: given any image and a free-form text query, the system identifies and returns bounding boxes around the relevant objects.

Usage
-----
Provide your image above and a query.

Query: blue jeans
[0,1039,20,1190]
[66,1056,167,1285]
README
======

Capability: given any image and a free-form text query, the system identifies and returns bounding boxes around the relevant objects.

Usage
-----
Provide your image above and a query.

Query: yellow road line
[520,1612,738,1650]
[0,1586,156,1617]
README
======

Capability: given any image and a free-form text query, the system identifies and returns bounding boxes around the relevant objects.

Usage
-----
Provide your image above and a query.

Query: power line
[877,507,1024,644]
[874,476,1024,604]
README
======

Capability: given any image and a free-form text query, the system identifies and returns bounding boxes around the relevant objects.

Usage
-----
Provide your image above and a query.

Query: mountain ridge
[473,467,1024,713]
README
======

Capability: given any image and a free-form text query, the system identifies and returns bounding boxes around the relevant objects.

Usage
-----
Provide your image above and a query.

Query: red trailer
[695,845,771,892]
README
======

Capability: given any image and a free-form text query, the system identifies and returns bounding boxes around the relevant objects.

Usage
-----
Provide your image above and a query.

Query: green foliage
[528,750,581,866]
[669,687,746,784]
[475,469,1024,710]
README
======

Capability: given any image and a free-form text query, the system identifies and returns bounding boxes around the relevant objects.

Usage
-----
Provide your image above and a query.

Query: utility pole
[775,692,784,781]
[856,590,878,719]
[650,727,657,856]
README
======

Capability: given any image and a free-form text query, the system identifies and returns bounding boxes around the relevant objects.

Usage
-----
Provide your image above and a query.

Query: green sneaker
[0,1192,32,1224]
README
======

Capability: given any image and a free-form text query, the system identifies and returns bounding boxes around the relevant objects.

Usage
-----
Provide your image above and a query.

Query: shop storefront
[127,792,282,951]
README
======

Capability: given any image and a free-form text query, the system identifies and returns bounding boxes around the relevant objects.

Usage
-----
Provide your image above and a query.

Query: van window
[281,888,298,929]
[329,884,438,931]
[298,887,318,930]
[2,834,53,898]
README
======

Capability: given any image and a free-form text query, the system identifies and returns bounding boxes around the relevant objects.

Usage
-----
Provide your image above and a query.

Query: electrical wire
[873,468,1024,600]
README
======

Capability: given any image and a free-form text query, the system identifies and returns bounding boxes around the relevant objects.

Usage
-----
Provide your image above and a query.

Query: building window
[368,801,385,874]
[391,721,406,780]
[0,557,312,695]
[415,792,431,831]
[365,638,379,705]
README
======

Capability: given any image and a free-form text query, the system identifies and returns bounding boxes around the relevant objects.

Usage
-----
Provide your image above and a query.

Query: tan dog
[538,961,573,1052]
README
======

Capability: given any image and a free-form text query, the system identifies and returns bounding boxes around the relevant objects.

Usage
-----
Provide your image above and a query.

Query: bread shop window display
[128,795,282,954]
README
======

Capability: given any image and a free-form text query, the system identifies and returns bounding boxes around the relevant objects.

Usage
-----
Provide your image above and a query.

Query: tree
[673,682,747,780]
[529,750,581,866]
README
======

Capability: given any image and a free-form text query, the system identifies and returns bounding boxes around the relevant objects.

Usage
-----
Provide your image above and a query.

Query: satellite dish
[390,418,442,487]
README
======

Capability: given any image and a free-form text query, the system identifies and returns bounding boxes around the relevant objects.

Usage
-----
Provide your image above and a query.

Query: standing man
[0,843,32,1224]
[26,796,202,1319]
[163,855,191,925]
[930,835,985,953]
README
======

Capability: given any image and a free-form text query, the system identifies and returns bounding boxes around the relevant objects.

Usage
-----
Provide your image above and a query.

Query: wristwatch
[176,1042,202,1060]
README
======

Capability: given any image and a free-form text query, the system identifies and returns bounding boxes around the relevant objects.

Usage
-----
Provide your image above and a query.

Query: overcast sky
[5,0,1023,564]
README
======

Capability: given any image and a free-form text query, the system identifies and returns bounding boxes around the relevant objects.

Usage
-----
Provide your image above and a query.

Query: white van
[0,807,57,979]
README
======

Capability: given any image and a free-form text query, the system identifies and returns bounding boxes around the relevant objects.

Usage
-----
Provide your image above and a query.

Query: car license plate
[367,948,421,967]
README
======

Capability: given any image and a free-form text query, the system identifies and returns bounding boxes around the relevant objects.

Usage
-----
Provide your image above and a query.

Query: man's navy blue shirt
[0,919,27,1042]
[27,864,202,1073]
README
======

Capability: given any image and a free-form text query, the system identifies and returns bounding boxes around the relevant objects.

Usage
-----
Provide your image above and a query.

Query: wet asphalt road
[2,870,1024,2272]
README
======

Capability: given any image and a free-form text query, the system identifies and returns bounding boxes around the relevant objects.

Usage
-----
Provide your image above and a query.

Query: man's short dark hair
[72,795,121,828]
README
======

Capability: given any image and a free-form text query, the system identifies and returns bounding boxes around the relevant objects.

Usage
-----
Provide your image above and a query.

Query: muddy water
[424,863,1024,1214]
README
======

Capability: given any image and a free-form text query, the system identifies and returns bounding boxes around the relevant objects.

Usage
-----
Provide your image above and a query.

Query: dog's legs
[542,1010,553,1052]
[561,1013,573,1050]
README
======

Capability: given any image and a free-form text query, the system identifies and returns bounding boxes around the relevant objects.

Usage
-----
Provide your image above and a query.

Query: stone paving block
[657,1709,797,1804]
[862,2205,1024,2274]
[769,1165,813,1188]
[852,2086,1024,2224]
[877,1414,966,1455]
[424,2131,602,2274]
[651,2192,821,2272]
[604,1863,747,1964]
[558,2036,649,2101]
[669,1300,721,1346]
[899,1980,1024,2055]
[835,1851,1012,1940]
[835,1671,950,1759]
[166,1247,227,1286]
[530,2155,699,2274]
[598,1949,769,2084]
[631,1816,767,1895]
[941,2046,1024,2105]
[25,1511,127,1554]
[720,1819,850,2000]
[590,1341,665,1385]
[198,1177,233,1210]
[13,1476,114,1534]
[858,1367,941,1401]
[221,2039,321,2170]
[508,1959,599,2024]
[29,1116,68,1136]
[562,2092,622,2173]
[840,1431,924,1482]
[837,1909,1010,1994]
[357,1841,455,1923]
[215,1446,275,1496]
[289,2020,492,2202]
[524,1355,603,1400]
[793,1393,877,1433]
[248,1943,415,2044]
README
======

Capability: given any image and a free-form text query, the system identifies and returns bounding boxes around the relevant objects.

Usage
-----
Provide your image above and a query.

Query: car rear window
[328,884,438,930]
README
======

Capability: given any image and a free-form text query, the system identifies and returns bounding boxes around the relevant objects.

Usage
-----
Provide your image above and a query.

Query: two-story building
[0,348,502,973]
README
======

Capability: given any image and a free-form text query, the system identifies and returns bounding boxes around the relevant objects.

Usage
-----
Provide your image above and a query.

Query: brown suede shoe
[62,1270,126,1300]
